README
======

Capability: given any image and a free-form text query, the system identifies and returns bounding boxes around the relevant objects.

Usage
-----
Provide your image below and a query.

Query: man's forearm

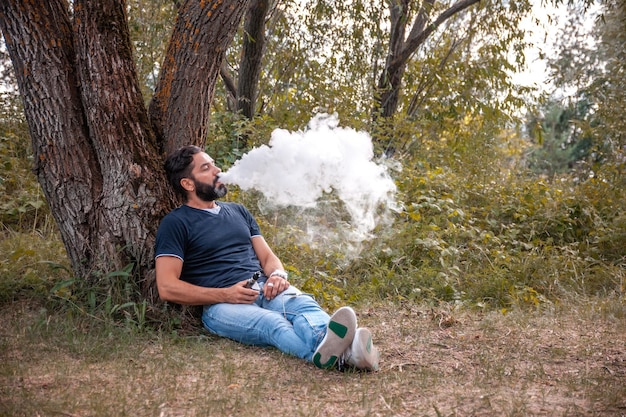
[158,279,229,306]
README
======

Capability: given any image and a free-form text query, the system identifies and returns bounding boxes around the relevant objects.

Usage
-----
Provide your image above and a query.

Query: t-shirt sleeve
[155,214,187,261]
[238,204,262,237]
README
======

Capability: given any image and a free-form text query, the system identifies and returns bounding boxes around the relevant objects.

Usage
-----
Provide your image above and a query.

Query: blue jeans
[201,283,330,362]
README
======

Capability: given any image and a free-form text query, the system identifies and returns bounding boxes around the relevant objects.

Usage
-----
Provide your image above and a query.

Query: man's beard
[193,177,227,202]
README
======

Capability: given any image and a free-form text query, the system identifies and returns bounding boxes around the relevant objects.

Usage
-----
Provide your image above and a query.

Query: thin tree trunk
[237,0,270,120]
[374,0,479,120]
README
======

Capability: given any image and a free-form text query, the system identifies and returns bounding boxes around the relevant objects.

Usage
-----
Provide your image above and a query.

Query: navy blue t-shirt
[154,202,263,288]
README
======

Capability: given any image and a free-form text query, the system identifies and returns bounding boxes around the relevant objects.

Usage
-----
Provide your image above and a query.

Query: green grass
[0,229,70,305]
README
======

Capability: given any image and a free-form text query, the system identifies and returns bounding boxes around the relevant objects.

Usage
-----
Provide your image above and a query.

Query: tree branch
[406,0,435,43]
[391,0,480,75]
[220,63,237,111]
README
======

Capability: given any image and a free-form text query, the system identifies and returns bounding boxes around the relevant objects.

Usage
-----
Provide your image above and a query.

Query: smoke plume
[218,113,399,259]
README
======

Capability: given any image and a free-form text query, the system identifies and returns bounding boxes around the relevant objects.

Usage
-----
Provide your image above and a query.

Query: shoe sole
[313,307,357,369]
[350,327,380,371]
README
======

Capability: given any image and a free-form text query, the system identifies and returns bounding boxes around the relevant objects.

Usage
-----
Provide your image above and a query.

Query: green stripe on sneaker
[328,320,348,338]
[313,352,338,369]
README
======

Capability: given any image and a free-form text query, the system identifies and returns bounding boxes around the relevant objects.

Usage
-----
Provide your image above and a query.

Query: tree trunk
[0,0,249,301]
[373,0,480,120]
[73,0,172,277]
[237,0,271,120]
[149,0,250,156]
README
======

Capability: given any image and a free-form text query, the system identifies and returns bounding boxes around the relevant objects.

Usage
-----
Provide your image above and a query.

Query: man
[155,145,379,371]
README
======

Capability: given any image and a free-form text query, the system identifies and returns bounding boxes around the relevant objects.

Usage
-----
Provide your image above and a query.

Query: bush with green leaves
[338,156,624,309]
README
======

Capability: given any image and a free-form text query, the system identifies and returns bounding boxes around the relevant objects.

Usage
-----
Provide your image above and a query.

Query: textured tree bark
[150,0,250,155]
[72,0,173,280]
[0,0,104,280]
[0,0,249,300]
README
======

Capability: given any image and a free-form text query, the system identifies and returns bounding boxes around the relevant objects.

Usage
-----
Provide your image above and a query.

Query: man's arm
[155,256,259,305]
[251,236,290,299]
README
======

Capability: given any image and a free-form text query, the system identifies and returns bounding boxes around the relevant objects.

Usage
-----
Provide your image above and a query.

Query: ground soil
[1,299,625,416]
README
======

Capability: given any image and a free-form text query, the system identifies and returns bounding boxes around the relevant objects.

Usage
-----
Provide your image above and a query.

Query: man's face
[189,152,227,201]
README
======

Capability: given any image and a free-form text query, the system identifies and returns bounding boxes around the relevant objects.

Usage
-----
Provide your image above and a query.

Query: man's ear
[180,177,194,192]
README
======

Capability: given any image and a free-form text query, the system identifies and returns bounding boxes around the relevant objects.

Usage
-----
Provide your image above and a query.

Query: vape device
[245,271,262,288]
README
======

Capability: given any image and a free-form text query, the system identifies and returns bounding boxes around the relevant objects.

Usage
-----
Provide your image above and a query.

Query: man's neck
[185,198,218,210]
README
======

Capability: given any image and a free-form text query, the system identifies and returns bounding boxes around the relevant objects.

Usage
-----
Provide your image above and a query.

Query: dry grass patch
[1,298,625,416]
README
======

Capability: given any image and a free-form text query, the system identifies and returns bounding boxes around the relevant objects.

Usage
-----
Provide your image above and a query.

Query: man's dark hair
[164,145,202,200]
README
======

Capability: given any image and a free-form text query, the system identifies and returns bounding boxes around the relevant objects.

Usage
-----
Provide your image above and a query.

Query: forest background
[0,0,625,415]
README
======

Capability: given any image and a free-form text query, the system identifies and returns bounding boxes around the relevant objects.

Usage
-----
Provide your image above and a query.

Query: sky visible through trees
[514,0,598,95]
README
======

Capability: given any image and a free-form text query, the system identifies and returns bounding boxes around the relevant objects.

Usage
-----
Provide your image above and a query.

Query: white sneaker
[343,327,379,371]
[313,307,357,369]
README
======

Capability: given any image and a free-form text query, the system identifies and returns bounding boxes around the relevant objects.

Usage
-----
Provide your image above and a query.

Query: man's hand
[226,281,261,304]
[263,276,290,300]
